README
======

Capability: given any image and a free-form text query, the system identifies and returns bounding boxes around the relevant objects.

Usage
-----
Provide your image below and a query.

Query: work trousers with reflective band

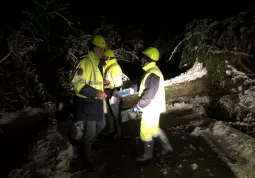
[84,115,106,143]
[140,110,161,141]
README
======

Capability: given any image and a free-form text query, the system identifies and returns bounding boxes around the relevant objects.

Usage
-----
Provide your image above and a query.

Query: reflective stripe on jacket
[138,62,166,141]
[72,50,104,98]
[103,59,123,89]
[72,50,107,121]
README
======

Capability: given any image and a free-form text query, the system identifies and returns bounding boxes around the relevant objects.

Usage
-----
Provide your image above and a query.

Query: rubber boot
[156,129,173,156]
[83,143,96,172]
[136,140,154,162]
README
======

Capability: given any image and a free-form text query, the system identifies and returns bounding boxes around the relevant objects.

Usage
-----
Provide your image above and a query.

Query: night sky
[1,0,254,37]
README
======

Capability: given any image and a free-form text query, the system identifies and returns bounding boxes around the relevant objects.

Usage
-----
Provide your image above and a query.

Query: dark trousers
[107,99,121,133]
[104,88,121,133]
[110,101,120,123]
[84,115,106,143]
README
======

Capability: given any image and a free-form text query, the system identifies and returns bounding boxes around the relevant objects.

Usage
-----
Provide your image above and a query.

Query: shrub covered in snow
[173,8,255,136]
[202,61,255,136]
[178,8,255,72]
[168,8,255,96]
[0,1,143,112]
[217,64,255,136]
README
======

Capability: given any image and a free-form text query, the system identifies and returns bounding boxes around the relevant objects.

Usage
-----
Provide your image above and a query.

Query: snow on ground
[165,62,207,86]
[8,129,74,178]
[166,95,210,115]
[191,121,255,178]
[211,121,255,164]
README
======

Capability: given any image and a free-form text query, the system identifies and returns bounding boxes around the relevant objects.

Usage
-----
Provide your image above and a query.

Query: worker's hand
[109,96,117,105]
[127,105,142,120]
[97,90,107,100]
[133,105,142,113]
[127,108,140,120]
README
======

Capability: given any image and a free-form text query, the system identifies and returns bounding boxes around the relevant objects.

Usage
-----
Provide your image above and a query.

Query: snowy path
[70,113,236,178]
[1,109,239,178]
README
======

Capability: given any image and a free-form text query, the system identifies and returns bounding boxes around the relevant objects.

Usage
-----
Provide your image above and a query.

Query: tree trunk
[120,76,209,110]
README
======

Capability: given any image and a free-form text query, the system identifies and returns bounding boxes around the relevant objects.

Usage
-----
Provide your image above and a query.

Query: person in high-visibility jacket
[103,49,123,137]
[71,34,107,170]
[128,47,173,162]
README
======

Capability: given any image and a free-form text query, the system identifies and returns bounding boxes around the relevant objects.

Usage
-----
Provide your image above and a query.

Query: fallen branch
[210,49,250,57]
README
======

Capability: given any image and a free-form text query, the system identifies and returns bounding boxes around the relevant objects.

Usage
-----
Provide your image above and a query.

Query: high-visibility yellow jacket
[103,59,123,89]
[72,50,106,121]
[138,62,166,141]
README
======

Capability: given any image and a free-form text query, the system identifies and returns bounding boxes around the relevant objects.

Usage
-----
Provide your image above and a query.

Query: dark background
[0,1,254,81]
[1,1,254,39]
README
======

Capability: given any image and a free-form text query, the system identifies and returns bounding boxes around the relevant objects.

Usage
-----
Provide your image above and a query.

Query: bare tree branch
[0,52,11,64]
[55,12,73,27]
[210,49,250,57]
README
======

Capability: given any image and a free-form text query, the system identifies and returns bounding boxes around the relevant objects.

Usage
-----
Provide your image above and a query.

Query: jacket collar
[142,62,156,71]
[88,50,100,66]
[105,58,117,66]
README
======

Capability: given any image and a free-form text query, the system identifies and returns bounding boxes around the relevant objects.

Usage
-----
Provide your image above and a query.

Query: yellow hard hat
[92,34,107,49]
[104,49,115,58]
[142,47,160,61]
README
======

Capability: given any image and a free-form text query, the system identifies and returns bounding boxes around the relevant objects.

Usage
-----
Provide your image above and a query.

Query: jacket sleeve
[137,73,160,108]
[110,66,123,88]
[72,61,98,98]
[79,84,98,98]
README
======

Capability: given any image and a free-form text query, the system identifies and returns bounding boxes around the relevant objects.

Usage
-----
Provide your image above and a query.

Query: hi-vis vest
[72,50,104,99]
[139,62,166,114]
[103,59,123,89]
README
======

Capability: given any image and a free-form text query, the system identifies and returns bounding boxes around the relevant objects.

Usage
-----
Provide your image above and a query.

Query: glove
[133,105,142,113]
[127,105,142,120]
